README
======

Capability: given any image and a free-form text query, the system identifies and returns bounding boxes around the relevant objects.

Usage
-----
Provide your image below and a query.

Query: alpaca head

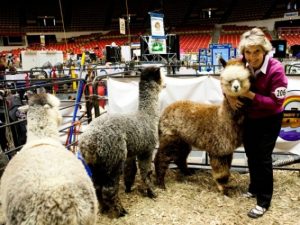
[138,66,164,112]
[219,58,251,97]
[140,66,164,89]
[18,93,63,127]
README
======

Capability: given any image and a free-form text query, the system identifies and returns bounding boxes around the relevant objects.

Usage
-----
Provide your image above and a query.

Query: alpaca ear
[153,67,161,79]
[46,93,60,108]
[219,57,227,68]
[18,105,29,113]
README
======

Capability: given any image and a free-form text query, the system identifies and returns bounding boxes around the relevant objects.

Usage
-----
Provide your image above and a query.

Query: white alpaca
[0,93,98,225]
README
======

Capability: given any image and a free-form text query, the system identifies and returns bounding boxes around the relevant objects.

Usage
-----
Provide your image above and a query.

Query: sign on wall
[149,12,165,38]
[210,44,231,73]
[148,37,167,54]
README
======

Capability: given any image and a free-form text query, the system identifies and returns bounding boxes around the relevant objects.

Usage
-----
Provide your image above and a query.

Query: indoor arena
[0,0,299,224]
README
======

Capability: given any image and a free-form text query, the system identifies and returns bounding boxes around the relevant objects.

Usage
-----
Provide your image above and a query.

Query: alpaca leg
[124,156,137,193]
[154,149,172,189]
[88,164,109,213]
[102,181,127,218]
[102,180,127,218]
[173,140,192,175]
[154,136,178,189]
[100,163,128,218]
[95,185,106,212]
[209,153,233,194]
[137,151,157,198]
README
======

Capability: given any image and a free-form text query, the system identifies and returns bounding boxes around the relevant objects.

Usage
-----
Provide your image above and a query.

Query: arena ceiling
[1,0,293,31]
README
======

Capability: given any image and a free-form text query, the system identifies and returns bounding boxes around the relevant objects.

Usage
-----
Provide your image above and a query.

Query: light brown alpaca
[154,58,251,194]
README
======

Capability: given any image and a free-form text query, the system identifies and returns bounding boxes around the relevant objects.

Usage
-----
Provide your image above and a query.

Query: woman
[228,27,288,218]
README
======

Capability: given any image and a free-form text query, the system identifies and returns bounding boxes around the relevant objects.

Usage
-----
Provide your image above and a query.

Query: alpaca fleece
[154,58,251,194]
[0,93,98,225]
[79,67,163,218]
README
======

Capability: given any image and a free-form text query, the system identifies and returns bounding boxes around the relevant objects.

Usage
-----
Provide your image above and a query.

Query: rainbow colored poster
[279,90,300,141]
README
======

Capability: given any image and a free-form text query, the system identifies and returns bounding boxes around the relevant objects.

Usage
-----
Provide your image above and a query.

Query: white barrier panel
[107,75,300,156]
[107,77,139,114]
[21,50,64,71]
[107,76,223,113]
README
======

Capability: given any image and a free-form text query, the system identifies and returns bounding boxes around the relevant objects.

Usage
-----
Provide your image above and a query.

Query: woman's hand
[225,95,244,110]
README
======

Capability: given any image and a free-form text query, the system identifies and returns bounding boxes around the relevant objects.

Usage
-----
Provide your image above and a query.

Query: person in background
[0,60,6,81]
[226,27,288,218]
[0,90,8,152]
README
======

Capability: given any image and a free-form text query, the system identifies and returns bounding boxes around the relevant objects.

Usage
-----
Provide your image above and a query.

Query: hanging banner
[40,35,45,47]
[119,18,126,34]
[149,12,165,38]
[148,37,166,54]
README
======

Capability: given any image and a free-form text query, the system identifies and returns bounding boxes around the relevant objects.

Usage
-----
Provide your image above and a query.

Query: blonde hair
[238,27,273,54]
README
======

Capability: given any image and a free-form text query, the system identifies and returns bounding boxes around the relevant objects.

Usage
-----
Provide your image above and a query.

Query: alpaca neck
[221,97,244,124]
[26,118,60,143]
[138,82,160,118]
[222,98,233,110]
